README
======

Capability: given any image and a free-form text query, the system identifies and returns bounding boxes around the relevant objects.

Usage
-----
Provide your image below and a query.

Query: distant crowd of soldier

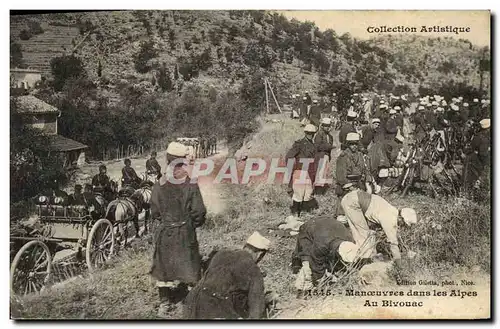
[284,90,490,291]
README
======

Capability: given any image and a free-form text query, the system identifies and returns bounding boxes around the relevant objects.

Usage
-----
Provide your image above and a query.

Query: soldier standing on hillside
[313,118,334,195]
[286,124,319,217]
[309,99,322,127]
[335,133,367,223]
[338,110,357,150]
[299,97,308,124]
[150,142,207,318]
[462,119,490,195]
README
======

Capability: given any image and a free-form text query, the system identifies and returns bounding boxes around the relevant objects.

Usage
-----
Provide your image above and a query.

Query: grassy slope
[13,113,491,319]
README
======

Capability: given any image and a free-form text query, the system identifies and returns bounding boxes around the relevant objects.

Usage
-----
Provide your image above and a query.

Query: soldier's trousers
[292,170,313,202]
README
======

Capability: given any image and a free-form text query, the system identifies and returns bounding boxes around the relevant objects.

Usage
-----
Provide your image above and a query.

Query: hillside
[11,10,490,99]
[12,113,491,319]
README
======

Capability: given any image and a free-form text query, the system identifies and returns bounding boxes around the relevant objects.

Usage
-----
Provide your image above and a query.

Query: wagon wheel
[10,240,52,296]
[86,218,115,272]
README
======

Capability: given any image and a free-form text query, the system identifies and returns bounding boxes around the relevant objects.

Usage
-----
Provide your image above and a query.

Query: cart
[10,200,119,296]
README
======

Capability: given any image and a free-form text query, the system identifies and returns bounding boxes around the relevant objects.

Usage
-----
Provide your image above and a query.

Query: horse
[135,180,154,234]
[105,187,142,244]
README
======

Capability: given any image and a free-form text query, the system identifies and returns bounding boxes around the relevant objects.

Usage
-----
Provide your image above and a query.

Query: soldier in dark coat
[285,124,319,216]
[150,142,207,317]
[92,165,114,202]
[412,105,428,144]
[462,119,491,194]
[184,232,270,319]
[335,132,367,221]
[146,151,162,180]
[292,216,358,290]
[308,100,322,127]
[69,184,85,206]
[313,118,334,194]
[122,158,141,189]
[360,118,381,151]
[339,111,357,150]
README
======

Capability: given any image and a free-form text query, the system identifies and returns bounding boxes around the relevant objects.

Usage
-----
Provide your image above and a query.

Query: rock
[407,250,417,259]
[359,261,394,286]
[263,197,271,204]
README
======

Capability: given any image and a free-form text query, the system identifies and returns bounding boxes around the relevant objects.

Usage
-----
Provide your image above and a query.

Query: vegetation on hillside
[10,11,490,163]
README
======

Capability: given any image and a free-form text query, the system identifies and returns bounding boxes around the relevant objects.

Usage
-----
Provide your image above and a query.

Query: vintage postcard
[9,10,491,320]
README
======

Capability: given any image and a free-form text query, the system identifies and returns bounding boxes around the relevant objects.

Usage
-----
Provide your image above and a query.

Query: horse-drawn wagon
[10,195,120,296]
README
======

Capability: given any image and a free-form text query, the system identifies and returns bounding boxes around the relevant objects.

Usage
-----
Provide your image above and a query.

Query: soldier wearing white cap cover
[152,141,207,317]
[341,183,417,265]
[184,231,270,319]
[292,216,359,291]
[286,124,319,217]
[335,132,368,221]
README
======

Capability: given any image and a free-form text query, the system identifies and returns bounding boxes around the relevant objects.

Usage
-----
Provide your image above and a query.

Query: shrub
[28,20,44,35]
[133,40,158,73]
[10,42,26,68]
[50,55,86,91]
[19,29,32,40]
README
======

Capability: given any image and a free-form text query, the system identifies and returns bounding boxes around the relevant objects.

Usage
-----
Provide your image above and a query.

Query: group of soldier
[284,90,491,291]
[33,91,490,319]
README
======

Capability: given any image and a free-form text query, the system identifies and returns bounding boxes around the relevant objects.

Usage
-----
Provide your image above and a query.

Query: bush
[28,21,44,35]
[10,42,26,68]
[19,30,32,40]
[133,40,158,73]
[50,55,86,91]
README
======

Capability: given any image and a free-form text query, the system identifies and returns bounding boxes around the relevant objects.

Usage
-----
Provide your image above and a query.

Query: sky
[280,10,491,48]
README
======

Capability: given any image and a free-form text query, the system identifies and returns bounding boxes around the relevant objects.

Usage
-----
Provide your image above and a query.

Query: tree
[133,40,158,73]
[97,60,102,77]
[10,98,67,203]
[19,30,32,40]
[50,55,86,91]
[157,64,173,92]
[10,42,26,68]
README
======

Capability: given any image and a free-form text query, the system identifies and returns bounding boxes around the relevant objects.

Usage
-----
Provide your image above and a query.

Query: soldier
[335,132,367,223]
[146,151,162,180]
[460,102,470,124]
[122,158,141,189]
[339,110,357,150]
[462,119,491,194]
[285,124,319,217]
[292,216,359,291]
[184,232,270,319]
[299,97,308,123]
[309,99,322,127]
[360,118,381,151]
[341,182,417,266]
[385,109,398,139]
[151,141,207,317]
[313,118,334,194]
[210,135,217,155]
[83,183,102,219]
[304,91,312,106]
[394,106,404,131]
[412,105,427,143]
[68,184,85,206]
[92,165,111,195]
